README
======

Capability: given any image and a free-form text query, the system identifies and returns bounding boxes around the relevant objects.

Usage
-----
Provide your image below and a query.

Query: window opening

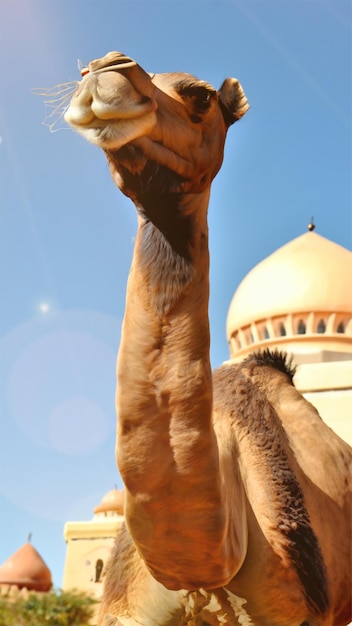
[337,322,345,333]
[279,323,286,337]
[297,319,306,334]
[95,559,104,583]
[317,319,326,333]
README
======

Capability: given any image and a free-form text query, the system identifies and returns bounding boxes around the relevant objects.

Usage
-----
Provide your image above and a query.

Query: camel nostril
[113,55,135,65]
[89,52,137,74]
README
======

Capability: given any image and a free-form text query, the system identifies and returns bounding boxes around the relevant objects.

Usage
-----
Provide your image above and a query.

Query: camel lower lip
[65,98,156,129]
[91,98,156,121]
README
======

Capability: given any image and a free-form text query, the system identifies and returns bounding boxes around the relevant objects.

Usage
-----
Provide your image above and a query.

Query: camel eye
[180,84,215,113]
[190,86,214,112]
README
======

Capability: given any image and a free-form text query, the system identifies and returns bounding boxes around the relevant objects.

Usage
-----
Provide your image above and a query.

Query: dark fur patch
[213,363,329,615]
[244,348,297,383]
[107,145,184,208]
[106,146,195,261]
[274,458,330,615]
[107,147,199,315]
[139,198,194,263]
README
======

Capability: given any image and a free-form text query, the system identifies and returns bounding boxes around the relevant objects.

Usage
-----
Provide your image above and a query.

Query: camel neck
[115,182,245,591]
[115,188,245,592]
[133,190,210,317]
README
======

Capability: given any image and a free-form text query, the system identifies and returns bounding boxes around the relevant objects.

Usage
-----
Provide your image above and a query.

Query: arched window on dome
[297,319,306,334]
[279,323,286,337]
[243,328,252,346]
[234,332,243,350]
[337,322,345,333]
[317,319,326,333]
[264,326,270,339]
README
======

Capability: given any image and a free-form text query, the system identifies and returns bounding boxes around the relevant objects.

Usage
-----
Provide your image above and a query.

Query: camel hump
[243,349,297,383]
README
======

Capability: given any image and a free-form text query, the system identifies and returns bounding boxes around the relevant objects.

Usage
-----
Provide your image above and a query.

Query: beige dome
[0,542,52,591]
[94,488,124,516]
[227,231,352,360]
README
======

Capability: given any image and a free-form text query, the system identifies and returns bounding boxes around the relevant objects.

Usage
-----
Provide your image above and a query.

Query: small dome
[0,542,52,592]
[94,488,124,517]
[227,231,352,360]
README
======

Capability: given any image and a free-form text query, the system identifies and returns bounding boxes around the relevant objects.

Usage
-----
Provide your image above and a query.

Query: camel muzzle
[79,51,155,102]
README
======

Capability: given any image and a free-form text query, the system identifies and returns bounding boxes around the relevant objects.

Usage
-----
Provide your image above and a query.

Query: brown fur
[64,52,352,625]
[213,354,329,615]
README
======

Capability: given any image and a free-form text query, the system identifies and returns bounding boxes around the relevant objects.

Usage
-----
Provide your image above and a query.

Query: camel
[63,51,352,625]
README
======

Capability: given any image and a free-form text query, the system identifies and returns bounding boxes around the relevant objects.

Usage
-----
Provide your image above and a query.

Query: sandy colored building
[62,488,124,601]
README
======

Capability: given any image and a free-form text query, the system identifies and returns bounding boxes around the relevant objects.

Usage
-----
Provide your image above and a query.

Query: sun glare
[39,302,50,314]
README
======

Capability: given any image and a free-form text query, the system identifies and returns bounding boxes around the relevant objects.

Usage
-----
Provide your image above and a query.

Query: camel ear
[218,78,250,126]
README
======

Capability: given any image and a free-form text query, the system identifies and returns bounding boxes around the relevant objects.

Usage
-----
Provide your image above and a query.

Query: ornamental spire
[308,216,315,232]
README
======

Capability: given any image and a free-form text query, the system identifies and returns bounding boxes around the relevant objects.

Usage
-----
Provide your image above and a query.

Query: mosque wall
[62,519,123,601]
[295,358,352,446]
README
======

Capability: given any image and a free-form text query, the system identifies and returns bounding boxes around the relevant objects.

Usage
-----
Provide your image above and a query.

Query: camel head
[64,51,249,202]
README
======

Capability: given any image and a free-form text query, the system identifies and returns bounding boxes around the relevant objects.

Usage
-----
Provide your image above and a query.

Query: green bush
[0,589,97,626]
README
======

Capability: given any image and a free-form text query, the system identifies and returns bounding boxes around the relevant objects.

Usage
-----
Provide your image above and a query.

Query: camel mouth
[64,57,158,150]
[80,110,157,150]
[64,51,158,149]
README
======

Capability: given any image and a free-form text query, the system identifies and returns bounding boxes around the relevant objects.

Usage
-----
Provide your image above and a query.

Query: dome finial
[308,216,315,232]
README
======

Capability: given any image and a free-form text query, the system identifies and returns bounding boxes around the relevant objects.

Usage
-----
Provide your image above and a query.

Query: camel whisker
[33,81,79,132]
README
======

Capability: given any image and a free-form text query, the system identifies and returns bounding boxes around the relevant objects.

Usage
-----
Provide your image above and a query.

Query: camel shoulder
[242,348,297,382]
[213,349,352,498]
[212,352,332,616]
[212,349,296,424]
[213,349,296,403]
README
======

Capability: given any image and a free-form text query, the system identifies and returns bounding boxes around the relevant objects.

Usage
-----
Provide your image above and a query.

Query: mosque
[1,226,351,606]
[226,226,352,444]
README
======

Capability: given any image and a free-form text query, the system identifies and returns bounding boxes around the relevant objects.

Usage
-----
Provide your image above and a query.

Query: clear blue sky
[0,0,351,588]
